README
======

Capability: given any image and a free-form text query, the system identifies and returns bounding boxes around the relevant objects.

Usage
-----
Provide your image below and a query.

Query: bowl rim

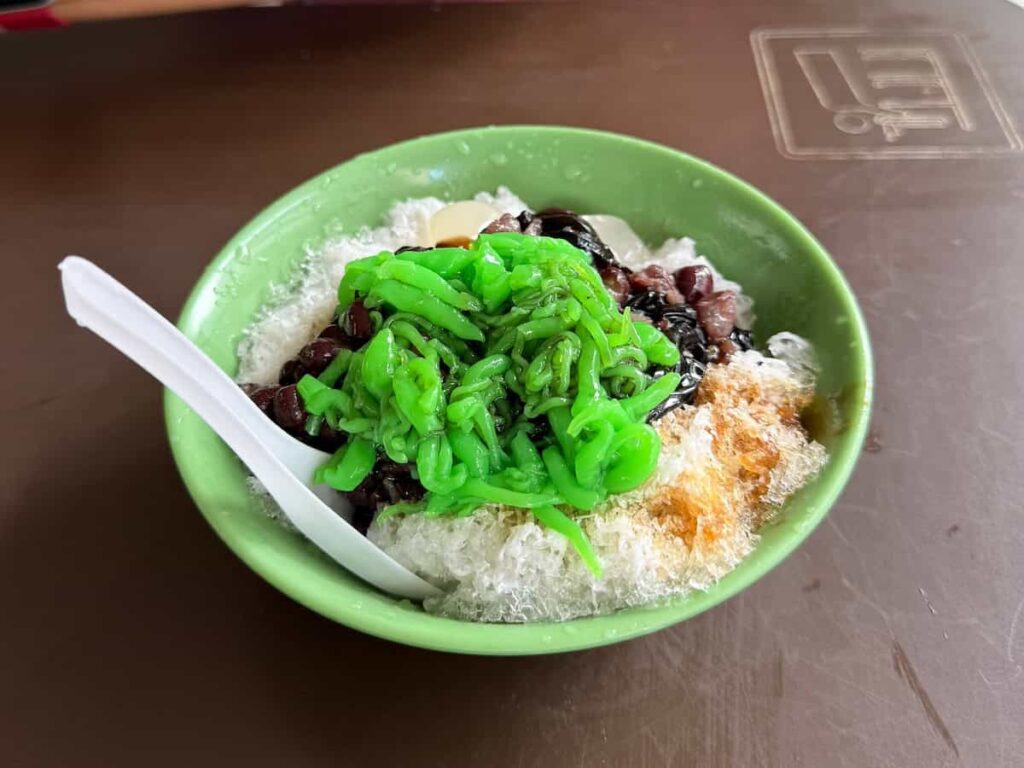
[164,125,873,655]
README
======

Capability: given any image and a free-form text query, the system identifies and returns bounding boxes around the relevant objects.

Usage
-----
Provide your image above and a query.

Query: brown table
[3,2,1023,766]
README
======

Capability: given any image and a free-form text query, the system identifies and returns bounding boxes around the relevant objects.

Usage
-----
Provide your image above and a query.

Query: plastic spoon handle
[59,256,439,600]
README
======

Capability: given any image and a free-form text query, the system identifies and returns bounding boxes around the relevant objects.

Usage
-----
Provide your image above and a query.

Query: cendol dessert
[238,189,826,622]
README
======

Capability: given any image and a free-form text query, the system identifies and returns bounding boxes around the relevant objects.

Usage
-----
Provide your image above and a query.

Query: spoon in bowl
[59,256,441,601]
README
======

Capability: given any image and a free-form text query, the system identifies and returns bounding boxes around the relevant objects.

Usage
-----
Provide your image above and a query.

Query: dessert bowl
[165,126,872,655]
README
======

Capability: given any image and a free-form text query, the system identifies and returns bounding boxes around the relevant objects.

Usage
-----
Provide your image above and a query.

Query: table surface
[3,2,1023,766]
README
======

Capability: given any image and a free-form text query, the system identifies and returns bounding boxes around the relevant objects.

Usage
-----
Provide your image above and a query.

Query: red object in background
[0,1,520,31]
[0,5,65,30]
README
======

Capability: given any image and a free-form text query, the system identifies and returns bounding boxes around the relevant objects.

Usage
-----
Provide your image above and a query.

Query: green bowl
[165,126,872,655]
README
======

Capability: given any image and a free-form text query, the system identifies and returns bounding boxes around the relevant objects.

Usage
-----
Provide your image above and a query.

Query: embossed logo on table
[751,28,1023,159]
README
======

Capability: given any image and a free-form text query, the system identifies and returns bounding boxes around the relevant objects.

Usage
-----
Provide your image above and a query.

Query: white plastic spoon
[59,256,440,600]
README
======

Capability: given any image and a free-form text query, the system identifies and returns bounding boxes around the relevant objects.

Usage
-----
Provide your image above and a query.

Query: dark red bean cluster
[627,265,686,306]
[604,257,754,421]
[239,302,417,531]
[242,312,349,453]
[347,461,424,534]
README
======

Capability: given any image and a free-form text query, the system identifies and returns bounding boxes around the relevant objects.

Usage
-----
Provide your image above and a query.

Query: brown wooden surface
[3,2,1024,766]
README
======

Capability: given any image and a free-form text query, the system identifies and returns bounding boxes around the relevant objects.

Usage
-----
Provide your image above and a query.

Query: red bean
[298,338,340,375]
[272,385,307,432]
[522,218,543,236]
[599,266,631,305]
[715,338,739,363]
[694,290,737,341]
[665,287,685,305]
[629,265,674,295]
[674,265,714,303]
[482,213,522,234]
[342,300,373,341]
[278,359,309,385]
[316,422,347,451]
[317,324,348,344]
[247,385,279,414]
